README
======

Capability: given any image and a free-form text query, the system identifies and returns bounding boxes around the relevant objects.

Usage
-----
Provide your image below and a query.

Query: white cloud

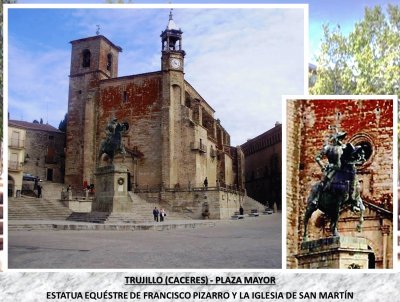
[180,8,305,145]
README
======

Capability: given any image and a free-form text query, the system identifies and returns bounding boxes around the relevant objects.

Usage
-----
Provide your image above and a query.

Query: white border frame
[282,94,398,272]
[3,3,309,273]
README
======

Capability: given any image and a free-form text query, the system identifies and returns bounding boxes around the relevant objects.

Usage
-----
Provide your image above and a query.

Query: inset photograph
[286,97,395,269]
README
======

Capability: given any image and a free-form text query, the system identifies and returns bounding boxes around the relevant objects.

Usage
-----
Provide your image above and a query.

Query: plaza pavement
[8,213,282,269]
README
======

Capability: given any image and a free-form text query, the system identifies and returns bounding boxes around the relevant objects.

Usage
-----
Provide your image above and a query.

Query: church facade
[65,13,244,206]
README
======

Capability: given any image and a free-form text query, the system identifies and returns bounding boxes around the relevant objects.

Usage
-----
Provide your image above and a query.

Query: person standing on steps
[37,184,42,198]
[160,208,165,222]
[239,205,244,216]
[203,177,208,190]
[153,207,159,222]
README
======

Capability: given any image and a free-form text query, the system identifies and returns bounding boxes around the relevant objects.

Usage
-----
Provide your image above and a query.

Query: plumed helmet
[335,131,347,140]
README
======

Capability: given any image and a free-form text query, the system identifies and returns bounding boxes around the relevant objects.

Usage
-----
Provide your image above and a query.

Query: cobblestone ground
[8,213,281,269]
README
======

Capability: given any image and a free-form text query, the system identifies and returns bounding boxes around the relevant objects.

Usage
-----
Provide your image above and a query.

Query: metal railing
[8,161,23,171]
[190,142,207,153]
[134,182,245,195]
[210,148,217,158]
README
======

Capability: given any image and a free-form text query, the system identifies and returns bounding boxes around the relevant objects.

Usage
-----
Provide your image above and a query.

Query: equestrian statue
[303,128,366,241]
[99,117,129,162]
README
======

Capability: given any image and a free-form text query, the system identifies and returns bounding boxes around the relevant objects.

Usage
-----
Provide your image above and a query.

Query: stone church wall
[24,129,65,183]
[161,190,241,219]
[241,124,282,210]
[99,74,163,189]
[137,190,242,219]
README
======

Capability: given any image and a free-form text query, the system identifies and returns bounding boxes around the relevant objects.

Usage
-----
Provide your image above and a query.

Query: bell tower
[160,10,186,188]
[161,10,185,72]
[65,35,122,188]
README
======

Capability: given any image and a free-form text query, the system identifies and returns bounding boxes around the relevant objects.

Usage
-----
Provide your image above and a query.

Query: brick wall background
[286,99,393,269]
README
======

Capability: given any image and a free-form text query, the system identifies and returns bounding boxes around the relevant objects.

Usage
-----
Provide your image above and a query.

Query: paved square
[9,214,281,269]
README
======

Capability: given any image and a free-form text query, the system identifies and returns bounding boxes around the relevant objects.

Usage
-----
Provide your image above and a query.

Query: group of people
[153,207,167,222]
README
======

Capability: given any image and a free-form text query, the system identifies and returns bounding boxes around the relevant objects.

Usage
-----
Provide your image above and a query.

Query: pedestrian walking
[160,208,166,222]
[153,207,159,222]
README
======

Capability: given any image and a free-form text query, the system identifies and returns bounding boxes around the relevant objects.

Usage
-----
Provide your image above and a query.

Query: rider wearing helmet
[309,131,347,206]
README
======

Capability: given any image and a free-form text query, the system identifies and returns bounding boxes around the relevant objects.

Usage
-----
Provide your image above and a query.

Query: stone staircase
[9,196,72,221]
[65,192,192,224]
[66,212,110,223]
[242,195,267,213]
[105,192,192,224]
[9,187,194,225]
[40,181,66,201]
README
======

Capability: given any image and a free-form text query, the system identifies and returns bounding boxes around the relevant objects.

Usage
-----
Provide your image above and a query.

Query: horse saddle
[325,169,355,194]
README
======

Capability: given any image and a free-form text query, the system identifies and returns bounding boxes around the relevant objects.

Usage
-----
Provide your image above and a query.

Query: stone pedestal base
[92,165,132,212]
[296,236,371,269]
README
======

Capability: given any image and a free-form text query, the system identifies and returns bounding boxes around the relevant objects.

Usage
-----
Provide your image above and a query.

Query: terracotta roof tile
[8,120,64,133]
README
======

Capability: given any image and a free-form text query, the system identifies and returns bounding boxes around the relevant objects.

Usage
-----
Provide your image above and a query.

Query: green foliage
[310,5,400,96]
[58,113,68,133]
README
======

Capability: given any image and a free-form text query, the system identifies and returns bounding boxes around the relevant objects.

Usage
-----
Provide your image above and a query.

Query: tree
[58,113,68,133]
[310,5,400,96]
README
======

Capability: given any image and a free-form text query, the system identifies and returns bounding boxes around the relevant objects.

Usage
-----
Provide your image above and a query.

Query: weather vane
[96,25,100,36]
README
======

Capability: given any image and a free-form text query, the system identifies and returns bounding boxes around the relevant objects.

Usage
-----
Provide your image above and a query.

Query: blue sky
[17,0,395,62]
[6,0,395,145]
[7,5,305,146]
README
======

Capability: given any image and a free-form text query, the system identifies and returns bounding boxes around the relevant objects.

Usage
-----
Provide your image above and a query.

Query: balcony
[210,147,217,158]
[9,138,25,149]
[190,141,207,153]
[9,161,23,171]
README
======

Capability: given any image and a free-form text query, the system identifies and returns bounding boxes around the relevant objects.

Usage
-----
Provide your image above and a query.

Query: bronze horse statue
[303,143,366,241]
[99,118,129,162]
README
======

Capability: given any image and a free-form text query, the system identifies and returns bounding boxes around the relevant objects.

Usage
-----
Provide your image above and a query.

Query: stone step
[9,197,72,221]
[66,212,110,224]
[242,195,266,213]
[8,221,216,231]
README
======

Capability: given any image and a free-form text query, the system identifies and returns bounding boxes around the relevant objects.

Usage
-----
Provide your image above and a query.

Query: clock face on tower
[170,58,182,69]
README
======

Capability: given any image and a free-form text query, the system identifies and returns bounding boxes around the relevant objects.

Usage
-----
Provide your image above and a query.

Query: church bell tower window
[107,53,113,71]
[82,49,91,68]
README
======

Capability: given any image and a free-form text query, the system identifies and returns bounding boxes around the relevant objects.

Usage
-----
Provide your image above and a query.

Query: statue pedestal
[92,164,132,212]
[296,236,371,269]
